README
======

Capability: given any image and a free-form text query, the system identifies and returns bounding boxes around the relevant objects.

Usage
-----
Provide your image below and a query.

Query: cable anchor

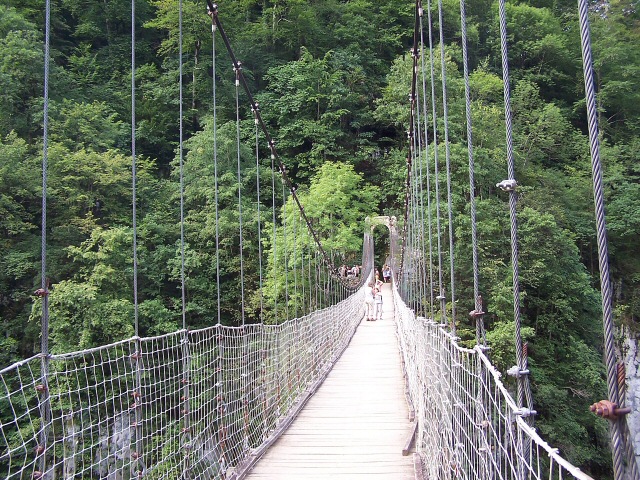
[590,400,631,420]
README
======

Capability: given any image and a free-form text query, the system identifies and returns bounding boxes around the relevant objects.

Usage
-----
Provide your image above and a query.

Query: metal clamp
[496,179,517,192]
[515,408,536,418]
[507,365,529,378]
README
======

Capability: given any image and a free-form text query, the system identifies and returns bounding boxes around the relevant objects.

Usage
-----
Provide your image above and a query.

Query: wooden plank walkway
[245,283,417,479]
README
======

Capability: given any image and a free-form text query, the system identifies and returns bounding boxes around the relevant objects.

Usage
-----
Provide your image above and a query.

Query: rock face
[624,330,640,472]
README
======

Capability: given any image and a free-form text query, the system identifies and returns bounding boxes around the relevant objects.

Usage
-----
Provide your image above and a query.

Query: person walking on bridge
[364,282,375,321]
[374,285,383,320]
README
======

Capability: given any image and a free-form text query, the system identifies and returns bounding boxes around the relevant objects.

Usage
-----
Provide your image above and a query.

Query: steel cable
[254,110,264,323]
[459,0,485,346]
[212,23,221,325]
[418,4,436,319]
[234,67,246,326]
[437,0,457,332]
[576,0,639,477]
[426,0,447,325]
[37,0,52,475]
[497,0,534,416]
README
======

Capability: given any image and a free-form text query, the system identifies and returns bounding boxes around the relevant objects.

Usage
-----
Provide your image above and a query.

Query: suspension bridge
[0,0,638,478]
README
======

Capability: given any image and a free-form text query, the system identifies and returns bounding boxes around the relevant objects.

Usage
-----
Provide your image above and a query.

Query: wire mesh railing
[0,289,365,479]
[393,285,595,480]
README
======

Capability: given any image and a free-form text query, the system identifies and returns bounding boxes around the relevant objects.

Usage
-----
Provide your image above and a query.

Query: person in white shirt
[364,282,375,321]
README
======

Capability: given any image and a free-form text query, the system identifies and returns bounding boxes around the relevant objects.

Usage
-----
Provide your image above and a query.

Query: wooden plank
[243,284,416,479]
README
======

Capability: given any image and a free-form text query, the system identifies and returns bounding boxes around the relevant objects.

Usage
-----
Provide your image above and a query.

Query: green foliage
[0,0,638,476]
[263,162,379,322]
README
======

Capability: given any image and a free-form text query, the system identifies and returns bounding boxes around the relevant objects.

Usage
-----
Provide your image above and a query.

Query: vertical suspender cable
[234,66,246,326]
[293,211,298,318]
[37,0,52,475]
[301,236,306,315]
[131,0,139,334]
[254,108,264,323]
[459,0,485,346]
[178,2,192,477]
[426,0,446,325]
[419,3,435,319]
[497,0,534,417]
[271,151,279,322]
[212,22,221,325]
[131,1,144,476]
[179,0,186,332]
[234,65,249,452]
[437,0,457,332]
[412,132,422,311]
[415,84,429,318]
[282,184,289,320]
[308,246,313,310]
[576,1,638,478]
[212,24,225,462]
[400,0,420,297]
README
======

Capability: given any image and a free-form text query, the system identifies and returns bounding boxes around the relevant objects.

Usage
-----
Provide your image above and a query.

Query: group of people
[339,264,361,279]
[381,264,391,283]
[364,272,385,321]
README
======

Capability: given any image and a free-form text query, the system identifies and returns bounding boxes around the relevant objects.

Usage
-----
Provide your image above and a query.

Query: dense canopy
[0,0,639,477]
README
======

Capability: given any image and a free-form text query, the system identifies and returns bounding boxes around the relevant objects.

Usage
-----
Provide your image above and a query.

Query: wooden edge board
[413,452,425,480]
[402,421,418,456]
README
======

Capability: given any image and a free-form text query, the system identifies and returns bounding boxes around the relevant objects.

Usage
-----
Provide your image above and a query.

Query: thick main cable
[576,0,638,477]
[206,2,344,283]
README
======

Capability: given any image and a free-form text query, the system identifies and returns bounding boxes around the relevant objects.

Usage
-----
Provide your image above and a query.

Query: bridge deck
[245,283,416,479]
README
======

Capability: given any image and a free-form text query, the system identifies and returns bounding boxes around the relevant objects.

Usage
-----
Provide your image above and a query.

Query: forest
[0,0,639,476]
